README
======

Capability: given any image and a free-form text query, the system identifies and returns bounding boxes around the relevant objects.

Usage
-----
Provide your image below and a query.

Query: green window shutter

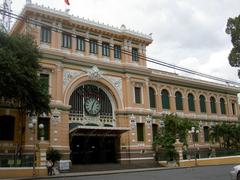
[152,124,158,141]
[40,74,49,94]
[162,89,170,109]
[199,95,206,113]
[137,123,144,141]
[149,87,156,108]
[188,93,195,112]
[220,98,226,114]
[41,26,51,43]
[135,87,141,104]
[76,36,85,51]
[203,126,209,142]
[114,45,121,59]
[210,97,216,114]
[232,103,236,115]
[132,48,139,61]
[175,91,183,111]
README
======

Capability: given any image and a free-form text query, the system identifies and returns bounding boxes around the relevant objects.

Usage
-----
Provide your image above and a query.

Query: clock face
[84,97,101,115]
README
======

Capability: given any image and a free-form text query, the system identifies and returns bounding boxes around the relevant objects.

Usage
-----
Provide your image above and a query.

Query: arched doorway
[69,84,126,164]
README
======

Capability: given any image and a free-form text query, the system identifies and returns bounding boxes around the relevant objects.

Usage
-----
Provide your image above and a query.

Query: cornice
[14,3,152,44]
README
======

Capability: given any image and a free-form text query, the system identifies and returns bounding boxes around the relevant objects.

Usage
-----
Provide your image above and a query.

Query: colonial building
[0,3,239,167]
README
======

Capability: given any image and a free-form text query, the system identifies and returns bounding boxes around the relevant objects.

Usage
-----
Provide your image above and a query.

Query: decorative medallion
[87,66,102,80]
[104,75,123,102]
[63,69,82,88]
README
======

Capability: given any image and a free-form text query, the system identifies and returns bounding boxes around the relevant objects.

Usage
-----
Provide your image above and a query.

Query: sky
[7,0,240,84]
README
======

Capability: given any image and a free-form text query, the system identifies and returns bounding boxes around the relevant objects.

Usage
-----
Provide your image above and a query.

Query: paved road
[50,164,234,180]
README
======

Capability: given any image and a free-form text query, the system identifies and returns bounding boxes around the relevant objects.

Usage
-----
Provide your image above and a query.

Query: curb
[9,166,186,180]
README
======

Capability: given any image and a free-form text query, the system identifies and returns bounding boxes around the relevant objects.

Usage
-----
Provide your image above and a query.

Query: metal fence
[156,148,240,161]
[0,154,33,167]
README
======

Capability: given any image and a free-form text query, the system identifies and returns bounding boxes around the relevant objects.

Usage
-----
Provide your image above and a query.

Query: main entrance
[71,135,116,164]
[68,84,129,164]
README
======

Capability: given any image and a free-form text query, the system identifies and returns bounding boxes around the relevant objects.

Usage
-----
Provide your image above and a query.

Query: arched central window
[199,95,206,113]
[69,84,113,116]
[210,97,216,114]
[175,91,183,111]
[149,87,156,108]
[220,98,226,115]
[188,93,195,112]
[162,89,170,109]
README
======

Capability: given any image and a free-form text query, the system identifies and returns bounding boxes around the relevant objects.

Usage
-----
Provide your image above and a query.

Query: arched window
[203,126,209,142]
[162,89,170,109]
[175,91,183,111]
[210,96,216,114]
[220,98,226,115]
[199,95,206,113]
[149,87,156,108]
[188,93,195,112]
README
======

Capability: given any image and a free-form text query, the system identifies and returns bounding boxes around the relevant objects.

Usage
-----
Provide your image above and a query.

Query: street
[46,164,234,180]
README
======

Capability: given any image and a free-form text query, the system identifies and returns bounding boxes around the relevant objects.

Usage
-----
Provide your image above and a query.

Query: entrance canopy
[70,125,130,137]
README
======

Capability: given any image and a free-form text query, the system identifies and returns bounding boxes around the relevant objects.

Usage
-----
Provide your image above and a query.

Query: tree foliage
[225,14,240,67]
[210,123,240,150]
[46,147,62,167]
[153,114,197,161]
[0,30,50,114]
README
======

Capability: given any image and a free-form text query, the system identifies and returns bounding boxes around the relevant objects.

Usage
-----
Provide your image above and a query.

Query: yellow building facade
[0,3,239,167]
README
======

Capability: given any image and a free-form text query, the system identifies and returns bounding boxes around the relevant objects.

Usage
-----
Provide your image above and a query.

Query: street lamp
[28,114,44,176]
[188,126,199,166]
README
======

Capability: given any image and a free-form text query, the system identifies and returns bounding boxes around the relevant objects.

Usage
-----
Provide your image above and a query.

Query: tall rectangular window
[137,123,144,142]
[38,118,50,140]
[76,36,85,51]
[132,48,139,61]
[152,124,158,141]
[114,45,121,59]
[62,32,72,48]
[0,115,15,141]
[232,103,236,115]
[40,26,51,43]
[89,39,98,54]
[40,74,49,94]
[135,87,141,104]
[102,42,110,57]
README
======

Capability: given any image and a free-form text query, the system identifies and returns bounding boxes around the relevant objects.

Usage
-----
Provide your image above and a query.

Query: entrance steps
[71,162,159,172]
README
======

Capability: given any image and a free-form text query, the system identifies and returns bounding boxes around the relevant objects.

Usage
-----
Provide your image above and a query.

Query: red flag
[64,0,70,5]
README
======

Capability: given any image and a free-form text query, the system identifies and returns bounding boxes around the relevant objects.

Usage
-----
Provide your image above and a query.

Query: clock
[84,97,101,115]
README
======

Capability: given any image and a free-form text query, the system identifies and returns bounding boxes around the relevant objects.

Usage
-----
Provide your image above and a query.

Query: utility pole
[0,0,12,32]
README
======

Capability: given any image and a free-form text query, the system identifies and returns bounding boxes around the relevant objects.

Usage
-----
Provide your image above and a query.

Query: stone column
[216,99,221,116]
[84,32,89,56]
[110,38,114,62]
[170,95,176,112]
[174,139,183,161]
[97,35,102,59]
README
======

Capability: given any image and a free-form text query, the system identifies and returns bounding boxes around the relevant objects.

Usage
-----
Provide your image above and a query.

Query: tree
[0,30,50,114]
[210,123,240,150]
[225,15,240,67]
[153,114,197,161]
[46,147,62,167]
[0,30,50,155]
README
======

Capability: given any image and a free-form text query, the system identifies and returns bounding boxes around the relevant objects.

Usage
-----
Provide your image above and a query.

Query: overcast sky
[8,0,240,83]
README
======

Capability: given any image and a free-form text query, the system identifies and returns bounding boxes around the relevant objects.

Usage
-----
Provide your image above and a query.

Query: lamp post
[188,126,199,166]
[28,114,44,176]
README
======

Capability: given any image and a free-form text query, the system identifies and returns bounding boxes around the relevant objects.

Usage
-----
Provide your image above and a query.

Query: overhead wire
[0,7,239,86]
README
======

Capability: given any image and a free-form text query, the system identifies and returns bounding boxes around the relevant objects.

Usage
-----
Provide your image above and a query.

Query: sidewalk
[9,164,181,180]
